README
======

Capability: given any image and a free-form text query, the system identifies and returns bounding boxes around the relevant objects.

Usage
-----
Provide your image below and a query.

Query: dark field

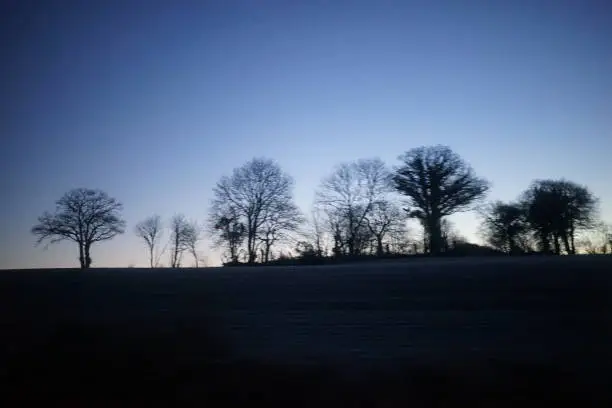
[2,256,612,406]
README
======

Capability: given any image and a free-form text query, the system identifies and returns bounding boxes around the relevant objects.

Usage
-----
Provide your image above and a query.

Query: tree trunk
[427,216,442,255]
[85,243,92,268]
[347,237,355,256]
[265,242,271,263]
[508,236,517,255]
[561,232,572,255]
[78,243,86,269]
[553,232,561,255]
[538,230,551,254]
[376,236,384,257]
[192,249,199,267]
[229,231,239,263]
[248,229,257,264]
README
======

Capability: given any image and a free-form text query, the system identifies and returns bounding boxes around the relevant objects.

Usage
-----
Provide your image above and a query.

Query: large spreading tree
[393,145,490,255]
[32,188,126,269]
[208,157,302,264]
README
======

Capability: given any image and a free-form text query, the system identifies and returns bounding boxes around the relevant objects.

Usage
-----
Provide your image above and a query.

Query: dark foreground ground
[1,256,611,407]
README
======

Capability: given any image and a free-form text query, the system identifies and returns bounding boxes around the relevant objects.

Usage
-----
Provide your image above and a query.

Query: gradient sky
[1,0,611,269]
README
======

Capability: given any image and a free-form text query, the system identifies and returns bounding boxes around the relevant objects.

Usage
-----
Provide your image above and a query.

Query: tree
[294,240,317,258]
[209,158,301,264]
[258,200,303,263]
[521,179,598,255]
[168,214,193,268]
[480,201,530,254]
[32,188,125,269]
[440,218,467,252]
[183,220,202,267]
[301,209,326,258]
[210,209,245,264]
[393,145,490,255]
[364,200,407,256]
[576,222,612,254]
[316,158,392,256]
[134,215,163,268]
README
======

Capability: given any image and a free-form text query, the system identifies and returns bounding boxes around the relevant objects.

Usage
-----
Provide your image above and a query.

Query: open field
[1,256,612,406]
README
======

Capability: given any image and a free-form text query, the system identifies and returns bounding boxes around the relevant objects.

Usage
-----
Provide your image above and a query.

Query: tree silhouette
[300,209,326,258]
[31,188,125,269]
[522,179,598,254]
[257,200,303,263]
[480,201,530,254]
[316,158,392,256]
[393,145,489,255]
[184,219,202,267]
[364,200,407,256]
[134,215,163,268]
[209,158,301,264]
[210,210,245,264]
[168,214,195,268]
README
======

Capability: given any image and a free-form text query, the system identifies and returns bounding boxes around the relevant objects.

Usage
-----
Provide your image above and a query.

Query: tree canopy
[393,145,490,255]
[32,188,125,269]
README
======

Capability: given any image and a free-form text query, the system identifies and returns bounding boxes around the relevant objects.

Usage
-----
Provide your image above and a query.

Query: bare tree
[393,145,490,255]
[32,188,125,269]
[364,200,407,256]
[134,215,163,268]
[301,208,326,257]
[183,220,202,267]
[209,158,301,264]
[316,158,392,256]
[258,200,304,263]
[168,214,193,268]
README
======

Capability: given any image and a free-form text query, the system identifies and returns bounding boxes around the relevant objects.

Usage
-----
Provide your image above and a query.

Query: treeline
[31,145,611,269]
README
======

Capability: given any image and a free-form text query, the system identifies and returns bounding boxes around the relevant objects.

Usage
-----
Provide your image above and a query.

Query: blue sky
[1,0,611,268]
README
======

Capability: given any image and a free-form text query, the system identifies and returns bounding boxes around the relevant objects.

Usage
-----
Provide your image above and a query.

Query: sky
[1,0,611,269]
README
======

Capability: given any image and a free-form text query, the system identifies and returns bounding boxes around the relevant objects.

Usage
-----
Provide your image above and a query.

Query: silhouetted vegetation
[393,145,490,255]
[168,214,200,268]
[31,188,125,269]
[134,215,164,267]
[480,201,532,254]
[32,147,609,268]
[212,147,607,267]
[521,179,598,255]
[208,158,303,264]
[480,179,601,256]
[315,157,403,257]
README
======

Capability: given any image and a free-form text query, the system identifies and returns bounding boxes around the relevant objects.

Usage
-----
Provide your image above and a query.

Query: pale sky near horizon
[1,0,611,269]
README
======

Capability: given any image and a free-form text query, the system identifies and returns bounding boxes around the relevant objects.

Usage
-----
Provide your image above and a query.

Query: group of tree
[31,145,610,269]
[31,189,204,269]
[134,214,204,268]
[480,179,602,255]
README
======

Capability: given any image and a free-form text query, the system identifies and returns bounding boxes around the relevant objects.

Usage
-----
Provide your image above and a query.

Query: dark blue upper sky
[1,0,611,268]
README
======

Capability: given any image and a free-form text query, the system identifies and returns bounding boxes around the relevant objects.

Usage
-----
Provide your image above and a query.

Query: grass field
[1,256,611,406]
